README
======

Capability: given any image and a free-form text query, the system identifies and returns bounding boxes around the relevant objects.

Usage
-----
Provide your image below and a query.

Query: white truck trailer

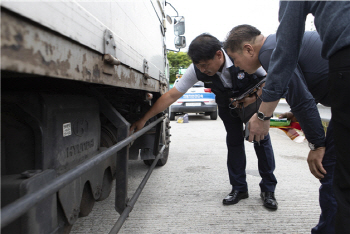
[1,1,185,233]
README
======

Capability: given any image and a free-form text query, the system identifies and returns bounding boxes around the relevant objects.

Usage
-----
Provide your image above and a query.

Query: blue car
[170,81,218,120]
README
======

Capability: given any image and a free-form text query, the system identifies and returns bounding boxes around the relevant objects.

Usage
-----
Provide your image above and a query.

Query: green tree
[167,51,192,83]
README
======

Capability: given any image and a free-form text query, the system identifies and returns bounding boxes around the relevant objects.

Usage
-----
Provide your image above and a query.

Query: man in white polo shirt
[131,33,278,209]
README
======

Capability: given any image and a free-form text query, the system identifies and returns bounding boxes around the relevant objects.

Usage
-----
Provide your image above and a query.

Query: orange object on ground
[270,122,305,143]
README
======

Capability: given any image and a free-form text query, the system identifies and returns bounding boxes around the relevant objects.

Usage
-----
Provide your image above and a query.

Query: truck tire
[143,145,169,166]
[143,118,170,166]
[98,123,118,201]
[96,170,113,201]
[170,112,175,120]
[156,145,169,166]
[210,110,218,120]
[79,183,95,217]
[57,203,73,234]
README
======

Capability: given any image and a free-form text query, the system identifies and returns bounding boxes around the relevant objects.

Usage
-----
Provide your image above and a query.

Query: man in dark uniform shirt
[241,3,350,232]
[224,24,336,234]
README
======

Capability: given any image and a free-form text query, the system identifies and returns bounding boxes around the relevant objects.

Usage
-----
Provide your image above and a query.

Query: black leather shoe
[223,190,249,205]
[260,192,278,210]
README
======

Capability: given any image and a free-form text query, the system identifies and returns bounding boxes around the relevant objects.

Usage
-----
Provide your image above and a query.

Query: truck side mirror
[174,16,185,36]
[174,36,186,49]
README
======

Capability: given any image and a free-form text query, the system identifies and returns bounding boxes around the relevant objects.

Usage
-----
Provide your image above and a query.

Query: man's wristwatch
[257,111,273,121]
[308,142,324,151]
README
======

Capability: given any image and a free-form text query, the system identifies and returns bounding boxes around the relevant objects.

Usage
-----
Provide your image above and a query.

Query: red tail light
[204,88,212,93]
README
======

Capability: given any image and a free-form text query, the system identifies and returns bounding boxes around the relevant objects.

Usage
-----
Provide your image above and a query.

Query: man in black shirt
[237,3,350,232]
[224,25,336,233]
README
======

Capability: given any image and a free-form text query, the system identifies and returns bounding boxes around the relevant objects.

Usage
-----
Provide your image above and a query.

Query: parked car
[170,80,218,120]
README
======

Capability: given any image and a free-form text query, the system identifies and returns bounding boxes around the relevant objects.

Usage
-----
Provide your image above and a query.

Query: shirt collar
[217,49,234,74]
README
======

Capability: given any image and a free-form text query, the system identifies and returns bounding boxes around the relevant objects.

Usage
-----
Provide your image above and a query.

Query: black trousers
[312,120,337,234]
[218,105,277,192]
[329,45,350,233]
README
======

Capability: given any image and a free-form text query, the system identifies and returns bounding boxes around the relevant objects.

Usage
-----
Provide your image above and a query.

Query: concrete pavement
[72,115,324,234]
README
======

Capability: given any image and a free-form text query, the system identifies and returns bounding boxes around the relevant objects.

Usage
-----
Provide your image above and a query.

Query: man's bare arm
[130,87,184,133]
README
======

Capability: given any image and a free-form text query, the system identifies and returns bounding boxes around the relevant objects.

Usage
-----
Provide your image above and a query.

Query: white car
[170,80,218,120]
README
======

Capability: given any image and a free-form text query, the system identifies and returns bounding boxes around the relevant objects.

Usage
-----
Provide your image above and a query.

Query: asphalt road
[71,111,327,234]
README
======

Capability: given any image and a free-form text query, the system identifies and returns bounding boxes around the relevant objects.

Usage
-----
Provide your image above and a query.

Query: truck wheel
[156,145,169,166]
[96,170,113,201]
[57,203,73,234]
[79,183,95,217]
[98,123,117,201]
[143,119,170,166]
[169,112,175,120]
[210,110,218,120]
[60,223,73,234]
[143,145,169,166]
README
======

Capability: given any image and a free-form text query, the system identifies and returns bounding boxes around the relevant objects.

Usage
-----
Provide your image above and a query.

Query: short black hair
[188,33,222,64]
[224,24,261,53]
